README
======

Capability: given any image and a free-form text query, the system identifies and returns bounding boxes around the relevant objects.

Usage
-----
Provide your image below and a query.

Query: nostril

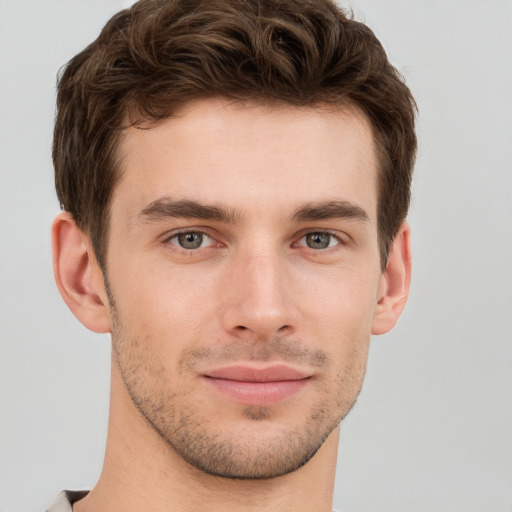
[277,325,290,332]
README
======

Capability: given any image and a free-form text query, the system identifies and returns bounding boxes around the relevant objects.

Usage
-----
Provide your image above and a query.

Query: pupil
[178,232,202,249]
[307,233,330,249]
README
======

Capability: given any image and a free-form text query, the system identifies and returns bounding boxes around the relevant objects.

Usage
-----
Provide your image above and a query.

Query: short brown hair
[53,0,417,270]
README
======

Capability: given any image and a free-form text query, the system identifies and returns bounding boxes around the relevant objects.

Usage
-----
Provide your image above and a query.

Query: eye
[168,231,214,250]
[298,232,341,250]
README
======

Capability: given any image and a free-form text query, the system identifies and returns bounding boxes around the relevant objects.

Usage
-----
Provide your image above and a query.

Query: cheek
[305,266,379,326]
[303,269,378,366]
[109,262,217,350]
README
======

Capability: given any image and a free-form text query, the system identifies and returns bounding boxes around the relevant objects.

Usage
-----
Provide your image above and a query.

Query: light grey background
[1,1,511,511]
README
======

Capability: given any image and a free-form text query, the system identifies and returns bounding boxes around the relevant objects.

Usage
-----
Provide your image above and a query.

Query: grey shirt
[46,491,89,512]
[46,490,341,511]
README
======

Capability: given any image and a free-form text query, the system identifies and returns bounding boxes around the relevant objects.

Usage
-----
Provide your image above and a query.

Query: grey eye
[304,232,337,249]
[176,232,204,249]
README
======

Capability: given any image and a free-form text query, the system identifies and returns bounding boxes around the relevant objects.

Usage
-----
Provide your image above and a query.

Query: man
[49,0,416,510]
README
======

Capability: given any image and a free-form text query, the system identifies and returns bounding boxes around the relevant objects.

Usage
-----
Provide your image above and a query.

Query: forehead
[113,98,379,221]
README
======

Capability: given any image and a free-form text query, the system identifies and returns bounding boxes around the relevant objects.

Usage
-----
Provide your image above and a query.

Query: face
[105,98,384,479]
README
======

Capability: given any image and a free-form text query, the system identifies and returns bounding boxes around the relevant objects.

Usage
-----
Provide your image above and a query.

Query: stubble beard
[108,293,367,480]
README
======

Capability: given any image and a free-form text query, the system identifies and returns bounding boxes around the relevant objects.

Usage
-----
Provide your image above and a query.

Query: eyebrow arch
[292,201,369,223]
[137,198,239,223]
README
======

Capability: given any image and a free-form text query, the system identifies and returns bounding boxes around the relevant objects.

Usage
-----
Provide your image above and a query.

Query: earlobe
[51,212,111,333]
[371,222,412,335]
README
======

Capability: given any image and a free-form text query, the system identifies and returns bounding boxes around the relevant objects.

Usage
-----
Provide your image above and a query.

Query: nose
[219,245,300,342]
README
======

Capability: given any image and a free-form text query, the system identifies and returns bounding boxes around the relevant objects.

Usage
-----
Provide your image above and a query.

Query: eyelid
[162,226,215,242]
[164,228,207,241]
[161,228,221,253]
[293,229,350,248]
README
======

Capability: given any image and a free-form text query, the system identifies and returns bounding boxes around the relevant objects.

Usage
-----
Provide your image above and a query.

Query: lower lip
[204,377,309,406]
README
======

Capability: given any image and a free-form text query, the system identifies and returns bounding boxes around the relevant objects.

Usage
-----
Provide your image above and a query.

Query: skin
[52,98,411,512]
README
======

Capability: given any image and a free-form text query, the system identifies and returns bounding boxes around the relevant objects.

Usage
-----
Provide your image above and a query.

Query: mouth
[202,364,312,406]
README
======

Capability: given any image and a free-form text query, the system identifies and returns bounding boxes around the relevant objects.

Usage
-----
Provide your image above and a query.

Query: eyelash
[163,229,346,253]
[164,230,217,251]
[294,231,345,250]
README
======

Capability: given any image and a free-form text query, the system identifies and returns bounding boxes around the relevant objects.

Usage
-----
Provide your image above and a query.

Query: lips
[203,364,311,406]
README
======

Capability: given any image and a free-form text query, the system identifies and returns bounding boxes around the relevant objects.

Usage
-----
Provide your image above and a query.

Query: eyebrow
[292,200,369,223]
[137,198,239,223]
[136,198,369,225]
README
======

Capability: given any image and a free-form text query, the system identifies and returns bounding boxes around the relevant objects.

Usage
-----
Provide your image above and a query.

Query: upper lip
[204,364,311,382]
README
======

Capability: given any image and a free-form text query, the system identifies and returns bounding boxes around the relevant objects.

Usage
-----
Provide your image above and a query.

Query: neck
[74,363,339,512]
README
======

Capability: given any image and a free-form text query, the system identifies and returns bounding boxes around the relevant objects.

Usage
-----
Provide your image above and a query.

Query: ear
[372,222,412,335]
[51,212,111,333]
